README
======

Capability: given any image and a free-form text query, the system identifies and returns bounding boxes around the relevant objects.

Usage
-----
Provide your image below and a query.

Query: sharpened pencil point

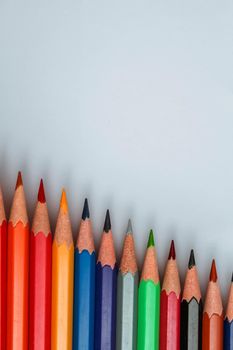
[103,209,111,232]
[38,179,46,203]
[188,249,195,269]
[82,198,90,220]
[15,171,23,189]
[147,229,155,247]
[60,189,68,213]
[126,219,133,234]
[168,240,176,259]
[210,259,217,282]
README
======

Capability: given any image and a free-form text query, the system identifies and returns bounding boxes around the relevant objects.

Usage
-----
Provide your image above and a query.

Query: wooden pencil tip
[188,249,195,269]
[126,219,133,235]
[60,189,68,213]
[82,198,90,220]
[210,259,217,282]
[15,171,23,189]
[38,179,46,203]
[147,229,155,247]
[168,239,176,259]
[103,209,111,232]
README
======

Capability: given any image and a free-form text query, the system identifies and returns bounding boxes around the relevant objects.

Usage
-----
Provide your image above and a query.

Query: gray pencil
[116,219,138,350]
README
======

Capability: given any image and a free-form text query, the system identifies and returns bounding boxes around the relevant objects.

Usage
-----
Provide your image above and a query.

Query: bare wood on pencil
[0,187,6,224]
[204,260,223,317]
[162,258,181,296]
[182,265,201,302]
[54,189,73,247]
[98,231,116,268]
[32,180,51,237]
[77,220,94,254]
[141,247,159,283]
[9,171,28,226]
[120,221,137,275]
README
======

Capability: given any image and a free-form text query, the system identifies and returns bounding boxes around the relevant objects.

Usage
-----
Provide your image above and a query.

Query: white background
[1,0,233,302]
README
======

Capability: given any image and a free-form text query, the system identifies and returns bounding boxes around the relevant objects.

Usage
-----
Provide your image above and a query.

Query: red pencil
[0,187,7,350]
[160,240,181,350]
[29,179,52,350]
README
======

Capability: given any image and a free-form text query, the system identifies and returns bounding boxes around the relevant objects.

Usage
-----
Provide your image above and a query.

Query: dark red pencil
[29,180,52,350]
[160,240,181,350]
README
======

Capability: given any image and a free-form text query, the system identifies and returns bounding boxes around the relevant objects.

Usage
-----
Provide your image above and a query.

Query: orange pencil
[51,190,74,350]
[7,172,29,350]
[0,187,7,350]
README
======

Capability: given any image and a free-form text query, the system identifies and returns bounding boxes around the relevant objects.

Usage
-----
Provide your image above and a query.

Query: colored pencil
[116,219,138,350]
[0,187,7,350]
[51,190,74,350]
[160,240,181,350]
[202,259,223,350]
[29,179,52,350]
[137,229,160,350]
[180,249,202,350]
[73,198,96,350]
[224,274,233,350]
[95,210,117,350]
[7,172,29,349]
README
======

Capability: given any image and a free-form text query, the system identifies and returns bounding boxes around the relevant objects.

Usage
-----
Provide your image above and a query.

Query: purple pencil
[94,210,118,350]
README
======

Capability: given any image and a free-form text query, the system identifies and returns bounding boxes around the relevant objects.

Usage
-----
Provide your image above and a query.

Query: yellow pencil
[51,190,74,350]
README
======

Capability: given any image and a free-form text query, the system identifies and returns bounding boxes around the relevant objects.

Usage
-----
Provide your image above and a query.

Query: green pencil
[116,219,138,350]
[137,230,160,350]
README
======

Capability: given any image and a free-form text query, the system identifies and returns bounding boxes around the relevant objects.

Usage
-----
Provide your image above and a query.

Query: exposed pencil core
[15,171,23,189]
[188,249,195,269]
[38,179,46,203]
[103,209,111,232]
[210,259,217,282]
[126,219,133,234]
[168,240,176,259]
[147,229,155,247]
[82,198,90,220]
[60,189,68,213]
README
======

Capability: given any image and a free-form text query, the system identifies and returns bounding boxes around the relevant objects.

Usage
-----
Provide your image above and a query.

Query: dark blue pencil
[224,275,233,350]
[94,210,117,350]
[73,199,96,350]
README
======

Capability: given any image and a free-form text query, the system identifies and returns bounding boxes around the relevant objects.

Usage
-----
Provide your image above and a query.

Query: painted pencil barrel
[7,221,29,350]
[0,219,7,350]
[180,299,202,350]
[95,263,118,350]
[202,313,223,350]
[73,249,96,350]
[137,280,160,350]
[224,320,233,350]
[51,243,74,350]
[116,272,138,350]
[29,232,52,350]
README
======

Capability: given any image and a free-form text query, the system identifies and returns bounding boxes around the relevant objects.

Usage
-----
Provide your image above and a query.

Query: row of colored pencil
[0,172,232,350]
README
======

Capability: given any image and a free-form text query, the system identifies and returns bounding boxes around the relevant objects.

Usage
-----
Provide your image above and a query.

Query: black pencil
[180,250,202,350]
